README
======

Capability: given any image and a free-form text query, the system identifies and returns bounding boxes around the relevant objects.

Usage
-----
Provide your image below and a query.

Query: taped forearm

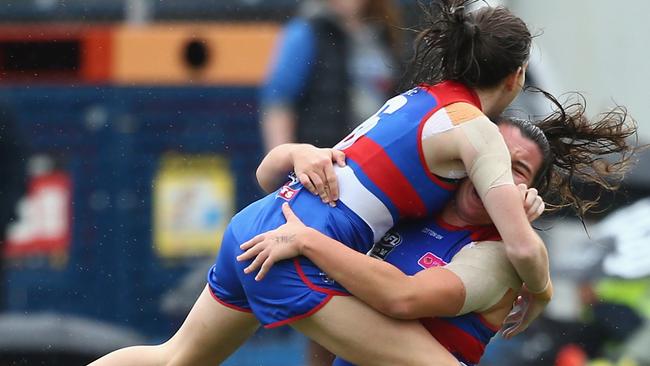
[444,241,522,314]
[458,118,514,198]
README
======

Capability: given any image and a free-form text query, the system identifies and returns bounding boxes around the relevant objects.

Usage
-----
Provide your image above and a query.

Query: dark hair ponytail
[498,91,638,221]
[402,0,532,90]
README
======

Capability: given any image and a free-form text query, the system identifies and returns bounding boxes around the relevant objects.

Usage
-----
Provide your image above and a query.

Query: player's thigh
[291,296,458,366]
[165,286,259,366]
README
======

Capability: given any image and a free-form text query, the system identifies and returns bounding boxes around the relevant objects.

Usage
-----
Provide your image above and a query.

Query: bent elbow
[380,294,419,320]
[505,237,544,263]
[255,167,273,193]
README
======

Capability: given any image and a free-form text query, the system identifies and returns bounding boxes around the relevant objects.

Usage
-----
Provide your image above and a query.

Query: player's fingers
[239,234,264,251]
[525,188,538,207]
[332,149,346,167]
[501,323,515,339]
[503,311,523,326]
[244,249,269,274]
[323,163,339,202]
[526,197,540,218]
[537,198,545,216]
[237,241,266,262]
[255,256,276,281]
[307,171,328,203]
[298,173,317,196]
[281,202,303,224]
[517,183,527,200]
[502,326,515,340]
[505,323,527,339]
[502,316,525,339]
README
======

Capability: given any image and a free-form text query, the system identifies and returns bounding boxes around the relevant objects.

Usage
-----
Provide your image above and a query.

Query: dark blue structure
[2,86,263,338]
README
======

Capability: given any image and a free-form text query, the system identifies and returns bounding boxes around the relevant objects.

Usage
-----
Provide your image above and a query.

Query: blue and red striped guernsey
[365,217,502,366]
[334,81,482,243]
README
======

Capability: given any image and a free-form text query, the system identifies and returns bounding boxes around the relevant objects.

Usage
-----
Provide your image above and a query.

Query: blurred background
[0,0,648,365]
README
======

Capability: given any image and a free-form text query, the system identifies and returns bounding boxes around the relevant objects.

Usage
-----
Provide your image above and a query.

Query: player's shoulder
[443,102,486,126]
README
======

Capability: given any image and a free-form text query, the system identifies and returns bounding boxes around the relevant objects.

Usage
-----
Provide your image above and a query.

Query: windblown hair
[402,0,532,90]
[498,91,638,220]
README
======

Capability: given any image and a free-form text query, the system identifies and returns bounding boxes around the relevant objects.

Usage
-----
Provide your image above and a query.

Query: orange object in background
[0,22,279,85]
[113,23,279,85]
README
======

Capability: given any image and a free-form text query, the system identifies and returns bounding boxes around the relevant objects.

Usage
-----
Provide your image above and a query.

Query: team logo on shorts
[368,230,402,260]
[417,252,446,269]
[319,272,336,285]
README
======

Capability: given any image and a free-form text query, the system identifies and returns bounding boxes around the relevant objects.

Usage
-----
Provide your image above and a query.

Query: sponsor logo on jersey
[418,252,446,269]
[368,230,402,260]
[421,227,444,240]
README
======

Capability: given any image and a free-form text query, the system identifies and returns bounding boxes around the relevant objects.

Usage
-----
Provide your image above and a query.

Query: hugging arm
[238,202,536,321]
[239,203,466,318]
[256,143,345,203]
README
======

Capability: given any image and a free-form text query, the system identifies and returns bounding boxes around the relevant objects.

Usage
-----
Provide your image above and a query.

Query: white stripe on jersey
[420,107,469,179]
[421,107,454,139]
[335,165,394,243]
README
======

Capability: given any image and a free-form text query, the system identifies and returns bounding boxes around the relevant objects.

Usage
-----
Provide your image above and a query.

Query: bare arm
[256,143,346,202]
[238,204,465,319]
[301,227,466,318]
[256,143,303,193]
[481,185,550,294]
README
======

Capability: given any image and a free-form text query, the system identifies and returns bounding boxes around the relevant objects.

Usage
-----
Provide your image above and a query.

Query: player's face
[455,123,543,225]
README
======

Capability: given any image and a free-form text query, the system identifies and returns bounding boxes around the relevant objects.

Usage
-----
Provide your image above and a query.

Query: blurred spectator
[260,0,404,151]
[595,278,650,365]
[0,105,26,311]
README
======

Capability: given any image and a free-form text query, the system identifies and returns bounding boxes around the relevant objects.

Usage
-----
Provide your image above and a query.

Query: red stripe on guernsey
[476,314,502,332]
[422,80,482,110]
[434,218,501,242]
[421,317,485,364]
[345,137,428,217]
[470,227,501,242]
